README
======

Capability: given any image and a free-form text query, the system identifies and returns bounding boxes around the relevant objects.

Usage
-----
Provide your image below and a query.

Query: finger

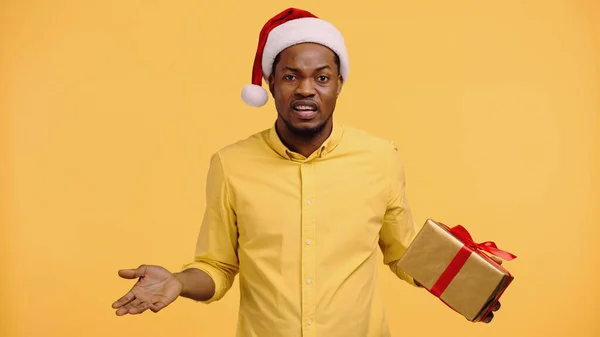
[150,301,166,313]
[112,291,135,309]
[490,256,503,265]
[129,301,151,315]
[125,298,142,310]
[149,295,170,313]
[116,305,130,316]
[481,312,494,323]
[118,265,147,280]
[116,298,142,316]
[492,301,501,312]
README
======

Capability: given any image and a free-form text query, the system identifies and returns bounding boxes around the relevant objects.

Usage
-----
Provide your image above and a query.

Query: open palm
[112,265,182,316]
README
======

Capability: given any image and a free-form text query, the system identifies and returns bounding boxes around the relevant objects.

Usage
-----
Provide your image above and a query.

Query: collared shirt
[182,122,421,337]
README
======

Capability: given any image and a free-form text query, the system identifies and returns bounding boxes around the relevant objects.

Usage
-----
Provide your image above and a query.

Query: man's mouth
[292,101,318,111]
[292,101,319,119]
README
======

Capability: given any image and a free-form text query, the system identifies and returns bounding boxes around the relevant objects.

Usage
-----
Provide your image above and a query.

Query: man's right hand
[112,265,182,316]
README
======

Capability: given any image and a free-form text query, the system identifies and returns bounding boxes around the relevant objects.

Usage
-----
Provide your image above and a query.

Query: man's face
[269,43,343,138]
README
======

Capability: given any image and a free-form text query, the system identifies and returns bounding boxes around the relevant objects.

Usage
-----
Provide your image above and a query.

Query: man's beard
[281,113,332,139]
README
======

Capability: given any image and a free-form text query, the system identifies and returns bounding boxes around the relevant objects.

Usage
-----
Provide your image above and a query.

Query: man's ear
[268,74,275,96]
[336,75,343,97]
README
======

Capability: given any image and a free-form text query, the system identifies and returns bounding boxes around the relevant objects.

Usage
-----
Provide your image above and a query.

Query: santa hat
[241,7,349,107]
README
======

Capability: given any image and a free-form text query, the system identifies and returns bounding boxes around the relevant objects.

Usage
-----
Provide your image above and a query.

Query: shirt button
[305,239,311,245]
[306,278,312,284]
[306,200,311,205]
[307,319,313,325]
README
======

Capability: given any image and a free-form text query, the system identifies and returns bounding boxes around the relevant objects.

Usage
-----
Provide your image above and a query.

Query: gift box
[398,219,517,322]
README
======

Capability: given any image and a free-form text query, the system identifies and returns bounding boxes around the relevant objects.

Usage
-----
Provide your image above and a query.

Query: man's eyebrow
[282,65,332,72]
[315,65,332,72]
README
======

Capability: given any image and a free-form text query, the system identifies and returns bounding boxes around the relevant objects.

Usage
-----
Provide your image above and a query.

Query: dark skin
[112,42,502,324]
[268,42,342,158]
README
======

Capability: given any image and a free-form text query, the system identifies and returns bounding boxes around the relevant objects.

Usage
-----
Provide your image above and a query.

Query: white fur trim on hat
[262,17,349,83]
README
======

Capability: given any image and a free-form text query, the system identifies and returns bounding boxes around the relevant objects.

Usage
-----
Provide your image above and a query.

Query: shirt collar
[267,122,344,161]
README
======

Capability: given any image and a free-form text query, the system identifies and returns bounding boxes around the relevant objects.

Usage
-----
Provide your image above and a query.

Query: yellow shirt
[182,123,421,337]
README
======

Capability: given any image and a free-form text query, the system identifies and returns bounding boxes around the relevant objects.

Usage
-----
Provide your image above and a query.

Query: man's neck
[275,119,333,158]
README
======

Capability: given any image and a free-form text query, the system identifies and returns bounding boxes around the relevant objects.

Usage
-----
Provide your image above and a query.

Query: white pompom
[241,84,269,107]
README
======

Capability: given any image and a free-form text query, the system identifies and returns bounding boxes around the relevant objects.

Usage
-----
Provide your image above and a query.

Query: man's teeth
[295,105,315,111]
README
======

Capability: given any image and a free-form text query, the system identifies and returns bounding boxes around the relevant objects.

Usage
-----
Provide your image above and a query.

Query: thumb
[118,265,147,279]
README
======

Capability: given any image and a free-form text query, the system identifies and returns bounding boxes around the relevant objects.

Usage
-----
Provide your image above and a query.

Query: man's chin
[283,119,327,138]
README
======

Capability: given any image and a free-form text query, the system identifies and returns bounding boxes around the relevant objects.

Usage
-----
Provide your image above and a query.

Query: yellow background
[1,0,598,336]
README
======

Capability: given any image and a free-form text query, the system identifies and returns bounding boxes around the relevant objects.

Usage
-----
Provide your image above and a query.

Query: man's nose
[295,78,316,97]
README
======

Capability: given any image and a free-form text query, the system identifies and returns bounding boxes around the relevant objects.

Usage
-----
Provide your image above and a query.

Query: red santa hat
[241,7,349,107]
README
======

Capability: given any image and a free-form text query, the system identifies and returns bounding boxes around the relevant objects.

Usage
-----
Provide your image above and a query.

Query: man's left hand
[481,255,503,323]
[481,300,501,323]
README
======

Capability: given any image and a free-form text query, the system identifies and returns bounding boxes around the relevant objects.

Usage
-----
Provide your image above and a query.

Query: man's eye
[317,75,329,82]
[284,75,296,81]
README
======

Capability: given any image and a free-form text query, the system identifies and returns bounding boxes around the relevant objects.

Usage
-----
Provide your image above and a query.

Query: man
[112,7,501,336]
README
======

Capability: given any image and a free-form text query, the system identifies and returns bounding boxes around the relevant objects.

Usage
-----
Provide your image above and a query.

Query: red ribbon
[448,224,517,262]
[430,223,517,299]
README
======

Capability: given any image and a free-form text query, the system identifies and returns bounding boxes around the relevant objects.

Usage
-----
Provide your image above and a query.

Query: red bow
[447,224,517,261]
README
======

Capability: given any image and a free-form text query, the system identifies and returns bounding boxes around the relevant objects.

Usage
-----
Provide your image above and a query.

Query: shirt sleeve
[181,151,239,303]
[378,143,422,287]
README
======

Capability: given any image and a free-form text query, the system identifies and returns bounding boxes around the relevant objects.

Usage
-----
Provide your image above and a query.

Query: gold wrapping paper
[398,219,513,322]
